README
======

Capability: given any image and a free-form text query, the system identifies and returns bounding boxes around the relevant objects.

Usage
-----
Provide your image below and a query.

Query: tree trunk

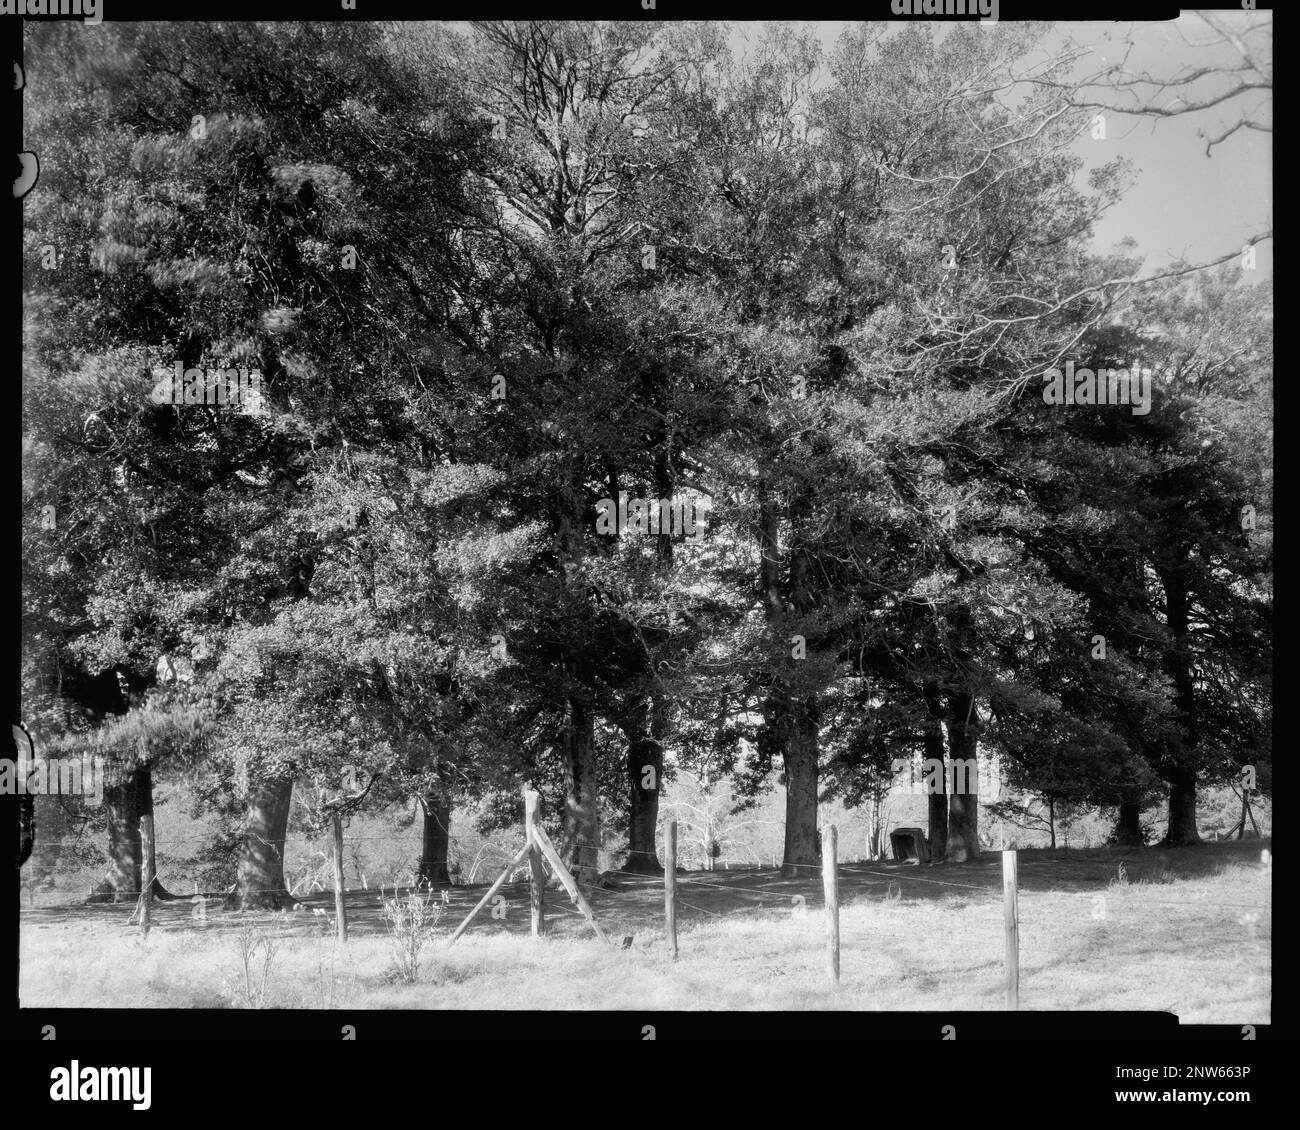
[620,694,664,874]
[555,465,600,887]
[1165,767,1200,847]
[234,776,294,909]
[50,668,140,901]
[1048,795,1056,851]
[418,792,451,885]
[560,696,600,886]
[781,701,820,875]
[866,791,884,860]
[6,713,25,1011]
[1158,565,1202,846]
[756,477,822,878]
[134,765,177,900]
[923,681,948,861]
[10,726,34,869]
[1113,793,1145,846]
[945,691,980,862]
[102,759,144,900]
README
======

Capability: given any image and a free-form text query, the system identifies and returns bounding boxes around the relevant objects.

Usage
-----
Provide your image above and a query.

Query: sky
[456,17,1271,281]
[1061,17,1272,280]
[765,14,1273,281]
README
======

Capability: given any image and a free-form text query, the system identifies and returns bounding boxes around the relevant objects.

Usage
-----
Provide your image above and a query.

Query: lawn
[19,839,1270,1020]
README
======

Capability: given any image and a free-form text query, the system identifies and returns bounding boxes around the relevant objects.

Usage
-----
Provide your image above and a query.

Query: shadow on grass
[19,837,1270,940]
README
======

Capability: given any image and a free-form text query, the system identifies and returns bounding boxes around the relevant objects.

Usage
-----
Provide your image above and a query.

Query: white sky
[451,17,1271,281]
[754,15,1272,280]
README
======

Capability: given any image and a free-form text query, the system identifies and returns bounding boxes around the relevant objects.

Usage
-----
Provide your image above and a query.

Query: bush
[381,890,444,984]
[224,925,281,1008]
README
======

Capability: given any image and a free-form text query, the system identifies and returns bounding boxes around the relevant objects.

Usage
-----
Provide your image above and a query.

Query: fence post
[664,820,678,960]
[822,824,839,985]
[447,841,532,947]
[1002,848,1019,1009]
[332,811,348,944]
[139,814,154,939]
[524,788,546,938]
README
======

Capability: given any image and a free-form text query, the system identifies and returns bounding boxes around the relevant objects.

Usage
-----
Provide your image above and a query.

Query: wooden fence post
[822,824,839,985]
[447,841,532,946]
[664,820,678,960]
[139,814,154,939]
[332,811,348,944]
[524,789,546,938]
[1003,848,1019,1009]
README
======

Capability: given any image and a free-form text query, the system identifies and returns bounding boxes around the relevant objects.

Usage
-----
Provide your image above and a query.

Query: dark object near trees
[891,827,931,863]
[13,724,34,868]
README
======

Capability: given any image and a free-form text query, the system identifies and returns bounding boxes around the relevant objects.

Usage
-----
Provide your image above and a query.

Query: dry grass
[19,839,1269,1021]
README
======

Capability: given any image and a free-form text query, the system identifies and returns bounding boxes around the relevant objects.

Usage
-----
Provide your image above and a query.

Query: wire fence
[18,816,1271,1022]
[12,765,1271,1043]
[22,837,1271,965]
[23,828,1272,906]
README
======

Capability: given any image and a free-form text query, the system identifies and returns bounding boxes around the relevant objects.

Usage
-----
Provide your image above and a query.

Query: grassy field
[19,839,1270,1020]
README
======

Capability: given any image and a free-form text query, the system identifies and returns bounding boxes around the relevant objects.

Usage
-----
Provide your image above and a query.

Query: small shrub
[382,889,444,984]
[224,924,281,1008]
